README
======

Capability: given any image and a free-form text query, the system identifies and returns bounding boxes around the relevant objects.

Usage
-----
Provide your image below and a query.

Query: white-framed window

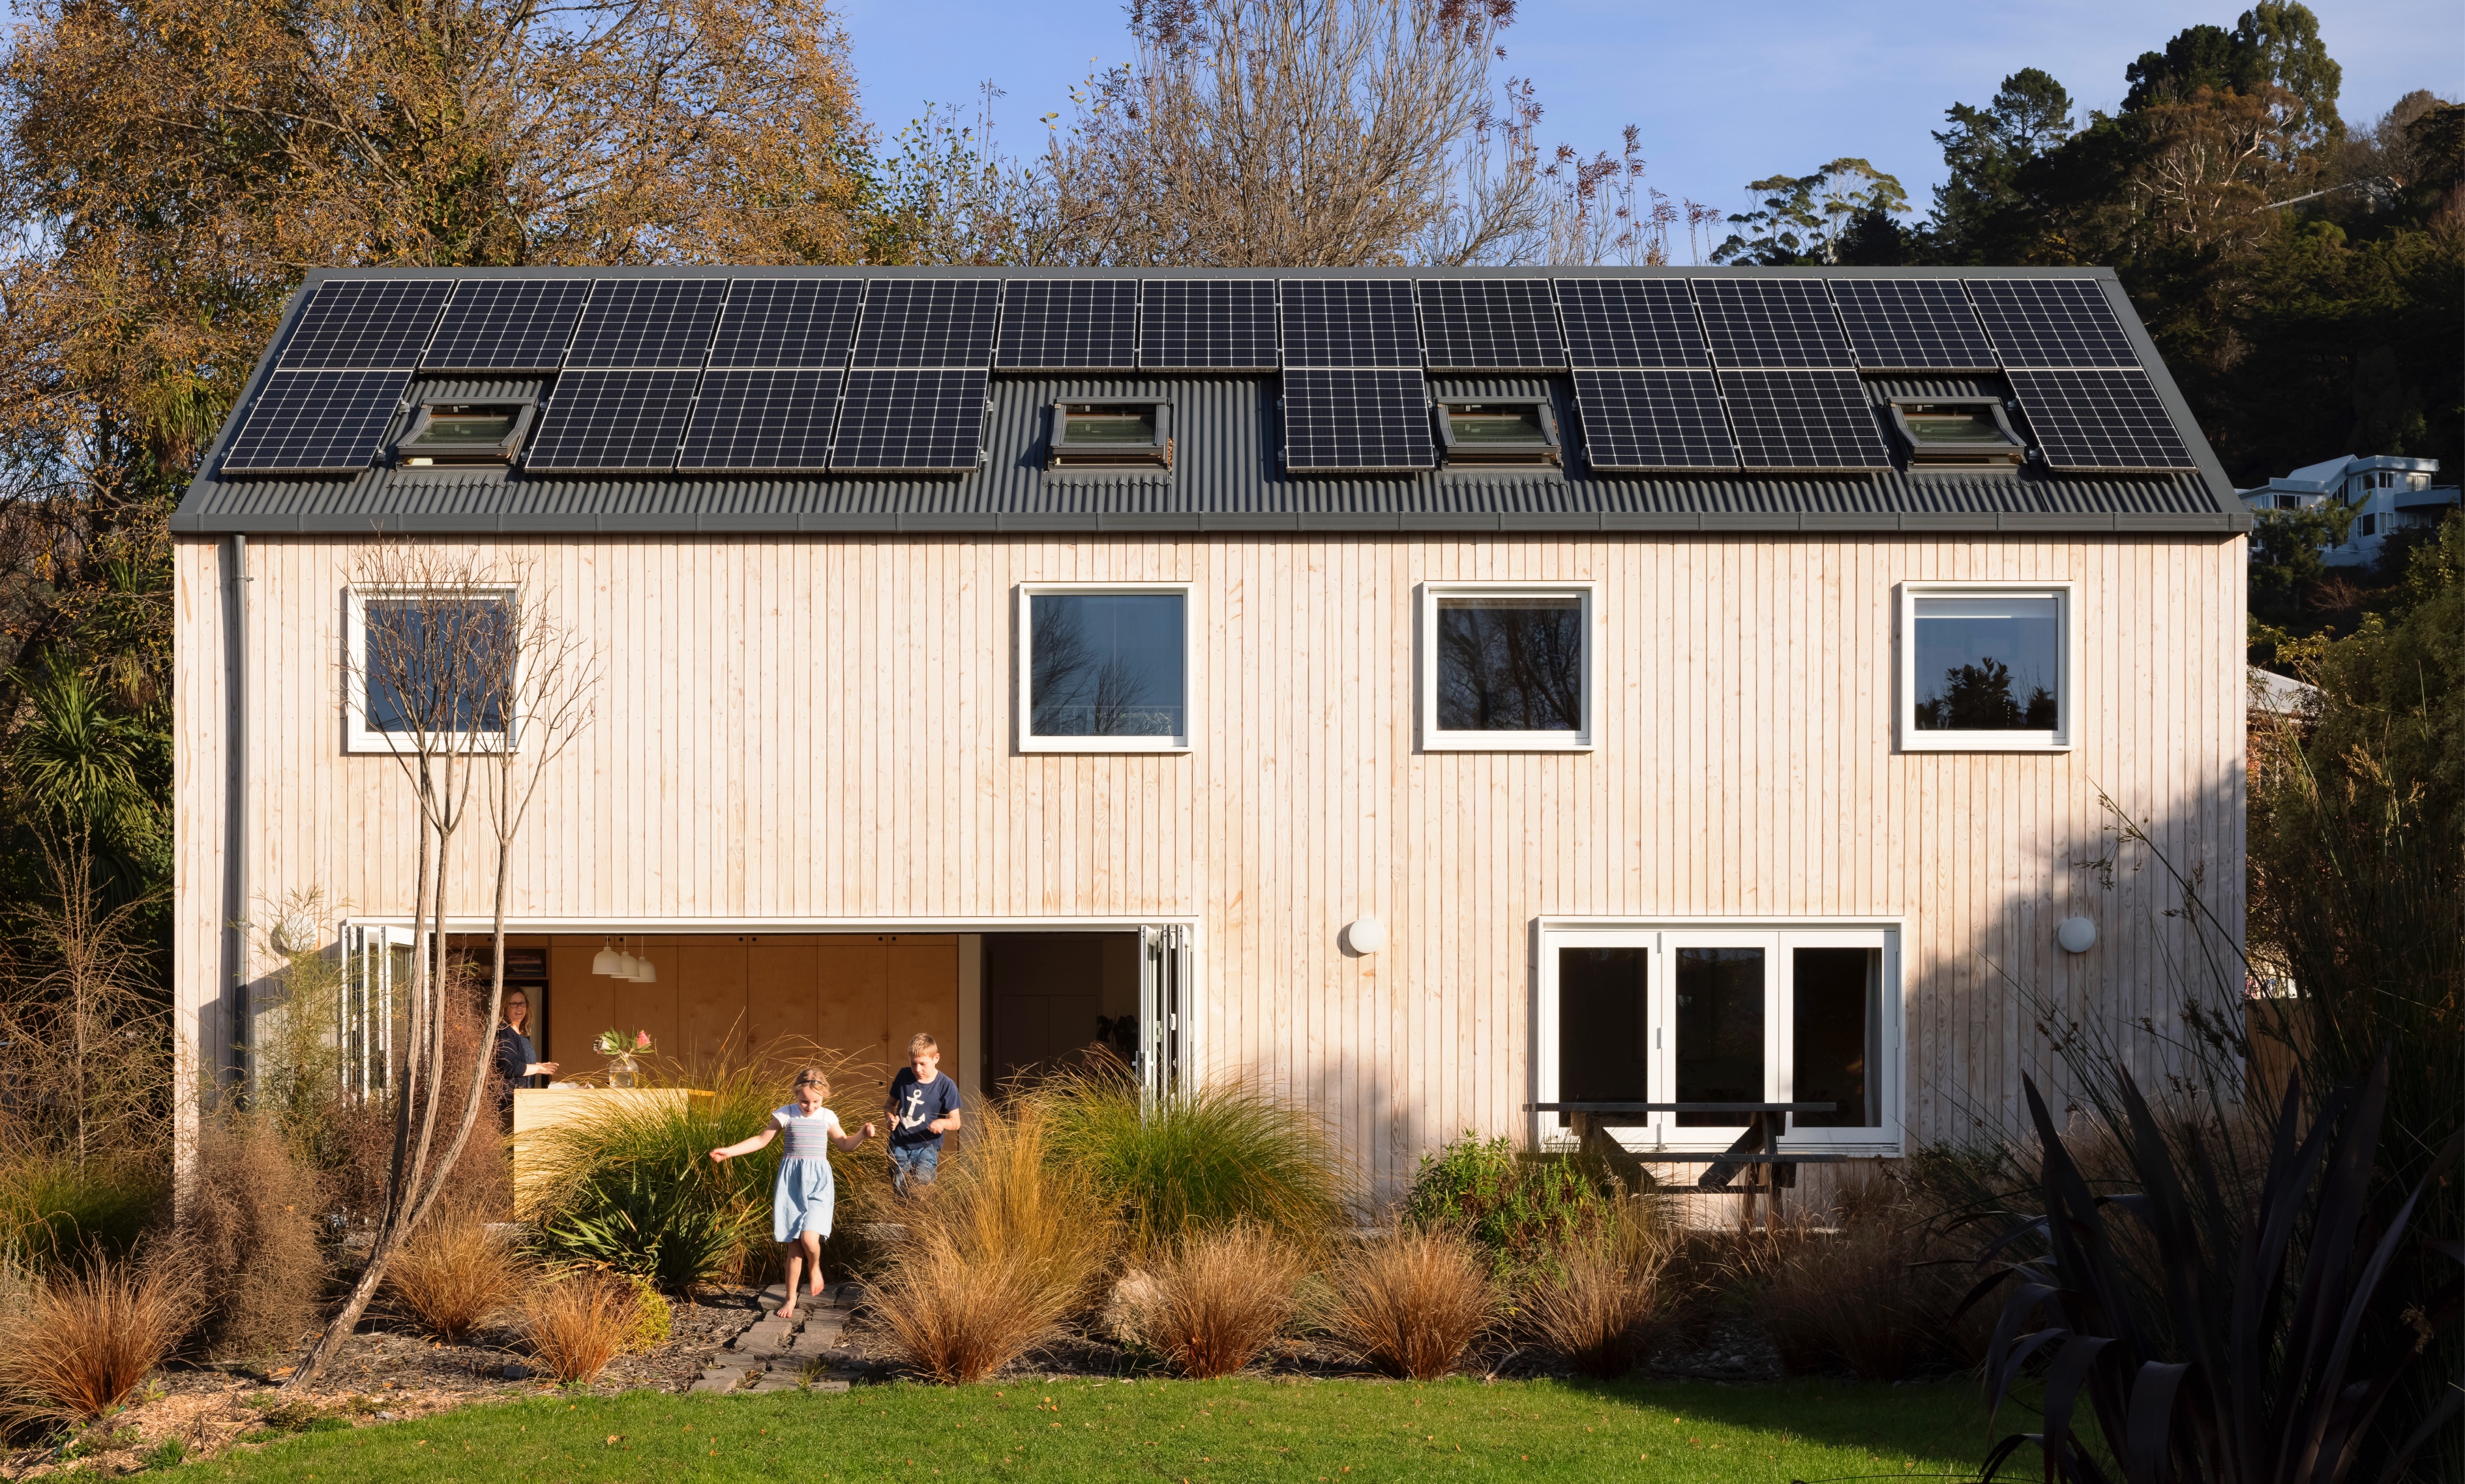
[1896,581,2074,752]
[1416,581,1598,751]
[1015,582,1192,753]
[1532,919,1904,1157]
[344,585,518,754]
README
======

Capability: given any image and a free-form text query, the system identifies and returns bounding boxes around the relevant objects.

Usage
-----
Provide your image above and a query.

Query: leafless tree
[290,544,595,1387]
[0,836,168,1168]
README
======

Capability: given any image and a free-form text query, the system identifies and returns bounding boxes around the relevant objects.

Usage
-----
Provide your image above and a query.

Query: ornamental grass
[1322,1226,1495,1380]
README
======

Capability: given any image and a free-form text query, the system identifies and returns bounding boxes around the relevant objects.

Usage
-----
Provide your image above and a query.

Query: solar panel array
[999,281,1138,370]
[220,272,2207,482]
[1418,280,1565,372]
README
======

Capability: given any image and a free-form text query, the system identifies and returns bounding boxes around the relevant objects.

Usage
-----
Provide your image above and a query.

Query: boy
[884,1032,961,1196]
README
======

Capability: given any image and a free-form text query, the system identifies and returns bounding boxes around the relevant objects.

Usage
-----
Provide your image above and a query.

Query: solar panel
[1967,278,2138,368]
[220,370,408,474]
[672,370,842,472]
[1718,370,1892,470]
[1416,279,1566,372]
[277,280,452,370]
[850,279,1002,369]
[1279,280,1420,368]
[997,280,1139,370]
[2007,369,2196,470]
[828,369,987,471]
[1693,279,1853,368]
[1830,279,1997,371]
[1282,368,1435,472]
[1139,280,1279,370]
[707,279,863,369]
[422,279,591,372]
[524,370,700,471]
[1572,370,1737,471]
[563,280,728,368]
[1554,280,1707,369]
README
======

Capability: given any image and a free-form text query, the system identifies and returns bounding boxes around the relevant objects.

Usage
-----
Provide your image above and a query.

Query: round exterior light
[1345,915,1384,955]
[2057,917,2098,955]
[591,940,621,976]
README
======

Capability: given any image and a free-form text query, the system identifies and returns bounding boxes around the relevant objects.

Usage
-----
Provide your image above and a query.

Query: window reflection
[1791,947,1879,1128]
[364,598,511,734]
[1912,596,2059,731]
[1028,593,1187,738]
[1675,947,1763,1127]
[1435,597,1583,732]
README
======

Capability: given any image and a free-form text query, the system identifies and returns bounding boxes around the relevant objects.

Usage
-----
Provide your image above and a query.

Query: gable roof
[173,265,2247,538]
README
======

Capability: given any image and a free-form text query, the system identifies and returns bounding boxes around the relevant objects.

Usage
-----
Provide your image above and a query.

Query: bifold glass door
[339,923,415,1099]
[1536,925,1899,1154]
[1137,925,1191,1101]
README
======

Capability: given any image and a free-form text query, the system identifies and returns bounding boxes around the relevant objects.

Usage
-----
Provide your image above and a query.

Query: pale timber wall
[173,533,2247,1192]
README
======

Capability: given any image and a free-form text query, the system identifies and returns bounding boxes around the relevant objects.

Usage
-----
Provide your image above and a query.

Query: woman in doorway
[493,988,558,1124]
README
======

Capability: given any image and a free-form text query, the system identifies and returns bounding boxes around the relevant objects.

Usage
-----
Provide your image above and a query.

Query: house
[2238,454,2458,567]
[171,266,2249,1196]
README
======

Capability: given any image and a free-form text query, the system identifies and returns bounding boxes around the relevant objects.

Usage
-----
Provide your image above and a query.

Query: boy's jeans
[889,1142,939,1196]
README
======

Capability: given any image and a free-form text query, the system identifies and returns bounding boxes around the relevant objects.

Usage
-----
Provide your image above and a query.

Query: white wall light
[2057,917,2098,955]
[1343,915,1384,956]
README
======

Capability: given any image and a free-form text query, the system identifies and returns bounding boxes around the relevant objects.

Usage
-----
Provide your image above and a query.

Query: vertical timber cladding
[174,531,2245,1192]
[543,935,958,1091]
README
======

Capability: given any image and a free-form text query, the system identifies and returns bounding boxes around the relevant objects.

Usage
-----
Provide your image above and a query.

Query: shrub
[385,1197,522,1343]
[1323,1227,1494,1380]
[867,1103,1113,1384]
[519,1271,637,1384]
[181,1117,325,1358]
[1525,1212,1678,1378]
[1034,1064,1346,1254]
[1113,1223,1304,1378]
[525,1045,884,1290]
[0,1255,192,1419]
[0,1149,164,1269]
[623,1274,671,1355]
[1403,1134,1620,1278]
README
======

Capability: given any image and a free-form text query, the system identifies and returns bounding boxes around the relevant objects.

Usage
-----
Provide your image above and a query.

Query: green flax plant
[1030,1058,1347,1256]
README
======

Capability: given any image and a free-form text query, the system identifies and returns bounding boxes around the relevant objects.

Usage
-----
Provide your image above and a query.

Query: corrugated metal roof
[173,266,2248,538]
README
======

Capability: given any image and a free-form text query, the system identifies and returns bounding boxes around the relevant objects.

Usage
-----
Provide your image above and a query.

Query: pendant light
[631,945,658,983]
[608,936,640,980]
[591,938,621,976]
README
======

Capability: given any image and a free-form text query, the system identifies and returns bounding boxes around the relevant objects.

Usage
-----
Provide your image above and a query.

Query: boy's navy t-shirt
[887,1069,962,1149]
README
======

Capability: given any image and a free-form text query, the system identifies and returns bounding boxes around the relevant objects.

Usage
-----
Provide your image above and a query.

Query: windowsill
[1899,732,2070,754]
[1423,732,1593,753]
[1019,735,1192,755]
[345,733,513,756]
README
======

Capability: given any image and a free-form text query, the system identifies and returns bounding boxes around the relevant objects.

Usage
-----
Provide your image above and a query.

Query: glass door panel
[1790,946,1881,1129]
[1673,946,1767,1127]
[1557,946,1649,1131]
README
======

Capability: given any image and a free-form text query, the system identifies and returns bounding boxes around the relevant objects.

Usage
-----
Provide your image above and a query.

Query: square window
[1418,583,1596,751]
[1898,582,2074,752]
[1536,923,1901,1156]
[344,587,516,753]
[1017,585,1190,752]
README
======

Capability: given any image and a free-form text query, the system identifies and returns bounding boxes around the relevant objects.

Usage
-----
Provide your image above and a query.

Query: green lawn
[188,1376,1997,1483]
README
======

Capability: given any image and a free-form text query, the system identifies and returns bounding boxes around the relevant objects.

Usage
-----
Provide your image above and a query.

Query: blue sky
[839,0,2464,254]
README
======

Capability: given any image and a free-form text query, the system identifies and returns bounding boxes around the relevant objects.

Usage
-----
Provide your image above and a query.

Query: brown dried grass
[1525,1212,1680,1378]
[866,1103,1113,1384]
[1324,1227,1495,1380]
[1115,1223,1305,1378]
[1752,1175,1962,1380]
[387,1196,524,1343]
[183,1118,327,1359]
[519,1271,636,1384]
[0,1256,193,1419]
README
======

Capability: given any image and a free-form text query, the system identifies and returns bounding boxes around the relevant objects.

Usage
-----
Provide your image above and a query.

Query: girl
[710,1069,875,1320]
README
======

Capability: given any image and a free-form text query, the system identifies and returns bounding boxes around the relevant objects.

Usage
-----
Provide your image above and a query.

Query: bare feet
[779,1304,798,1322]
[809,1274,826,1296]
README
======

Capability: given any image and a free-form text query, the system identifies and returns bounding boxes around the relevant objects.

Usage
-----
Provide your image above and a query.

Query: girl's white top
[773,1104,844,1159]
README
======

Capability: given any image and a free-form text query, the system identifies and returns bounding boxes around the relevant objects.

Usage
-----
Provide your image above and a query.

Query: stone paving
[688,1281,864,1395]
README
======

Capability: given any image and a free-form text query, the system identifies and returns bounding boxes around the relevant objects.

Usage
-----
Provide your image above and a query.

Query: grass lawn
[187,1376,1996,1483]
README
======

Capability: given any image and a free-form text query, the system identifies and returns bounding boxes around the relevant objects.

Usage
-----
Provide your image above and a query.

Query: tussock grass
[522,1040,887,1290]
[386,1197,523,1343]
[1031,1062,1347,1254]
[0,1148,162,1270]
[0,1254,191,1419]
[519,1271,636,1384]
[182,1116,326,1358]
[866,1102,1113,1384]
[1323,1227,1495,1380]
[1113,1223,1304,1378]
[1525,1204,1680,1378]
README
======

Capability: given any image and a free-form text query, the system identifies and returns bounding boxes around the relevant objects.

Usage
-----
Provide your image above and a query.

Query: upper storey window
[345,587,515,753]
[1418,582,1596,752]
[1899,582,2074,752]
[1017,585,1191,752]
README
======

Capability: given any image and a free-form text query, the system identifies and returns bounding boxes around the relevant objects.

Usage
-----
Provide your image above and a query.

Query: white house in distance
[172,266,2248,1202]
[2238,453,2458,567]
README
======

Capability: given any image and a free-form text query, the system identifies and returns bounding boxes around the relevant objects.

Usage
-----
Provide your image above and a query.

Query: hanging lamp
[591,938,621,976]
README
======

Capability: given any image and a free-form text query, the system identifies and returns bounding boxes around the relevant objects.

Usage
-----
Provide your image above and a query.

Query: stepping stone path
[689,1282,865,1395]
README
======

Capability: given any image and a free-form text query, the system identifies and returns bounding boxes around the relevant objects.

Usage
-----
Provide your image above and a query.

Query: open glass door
[1137,925,1189,1101]
[340,923,413,1100]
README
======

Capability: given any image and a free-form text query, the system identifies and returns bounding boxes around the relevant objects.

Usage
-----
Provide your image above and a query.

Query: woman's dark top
[494,1024,546,1114]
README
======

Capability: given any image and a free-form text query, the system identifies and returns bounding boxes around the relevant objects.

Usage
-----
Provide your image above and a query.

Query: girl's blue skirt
[773,1155,835,1242]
